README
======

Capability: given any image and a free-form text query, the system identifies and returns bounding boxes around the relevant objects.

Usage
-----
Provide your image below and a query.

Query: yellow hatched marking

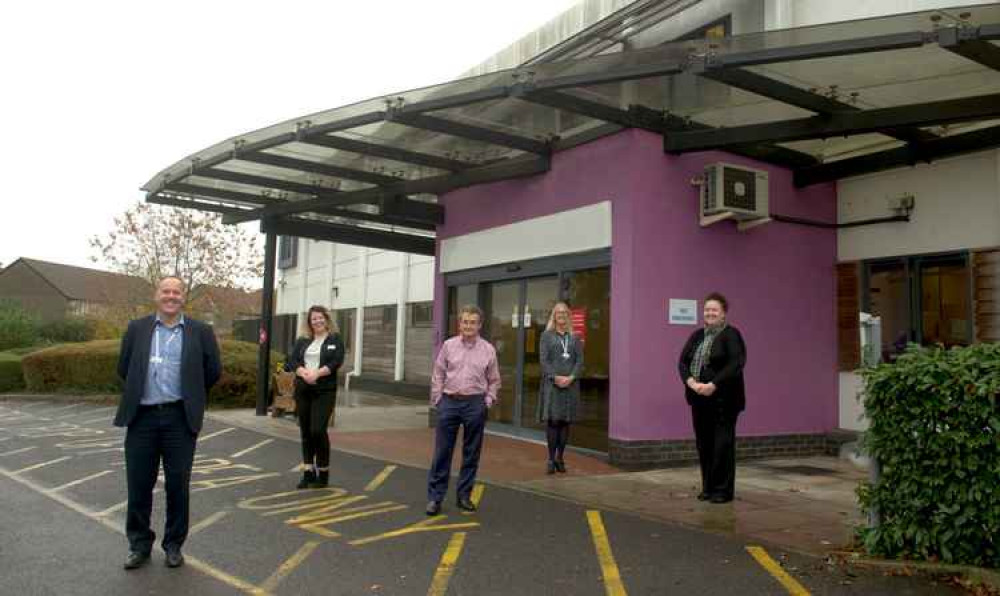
[586,510,628,596]
[12,456,72,475]
[258,540,322,594]
[0,464,268,595]
[463,483,486,516]
[231,438,273,459]
[746,546,811,596]
[189,510,230,536]
[364,465,397,492]
[51,470,113,492]
[349,516,480,546]
[427,532,467,596]
[199,427,236,442]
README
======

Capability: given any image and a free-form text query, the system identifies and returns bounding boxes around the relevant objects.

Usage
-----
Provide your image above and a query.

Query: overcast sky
[0,0,579,270]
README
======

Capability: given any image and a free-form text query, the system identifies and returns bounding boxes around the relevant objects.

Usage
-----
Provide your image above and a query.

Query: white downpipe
[394,253,410,381]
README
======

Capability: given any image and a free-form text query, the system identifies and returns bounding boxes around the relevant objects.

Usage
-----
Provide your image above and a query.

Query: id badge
[150,356,164,365]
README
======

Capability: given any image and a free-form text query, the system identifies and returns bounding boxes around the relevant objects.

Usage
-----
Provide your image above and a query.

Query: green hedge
[0,300,39,351]
[858,343,1000,568]
[0,352,25,392]
[20,339,281,407]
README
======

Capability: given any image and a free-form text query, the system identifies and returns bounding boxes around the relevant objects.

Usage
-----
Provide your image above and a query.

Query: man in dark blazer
[114,276,221,570]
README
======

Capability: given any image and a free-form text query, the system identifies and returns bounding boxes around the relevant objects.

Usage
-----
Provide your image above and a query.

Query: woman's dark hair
[302,305,337,338]
[703,292,729,312]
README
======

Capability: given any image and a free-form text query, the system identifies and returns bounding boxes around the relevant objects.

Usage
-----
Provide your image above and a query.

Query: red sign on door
[570,308,587,344]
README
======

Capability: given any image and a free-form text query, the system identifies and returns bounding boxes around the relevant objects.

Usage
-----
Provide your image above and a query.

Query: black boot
[297,468,315,489]
[310,470,329,488]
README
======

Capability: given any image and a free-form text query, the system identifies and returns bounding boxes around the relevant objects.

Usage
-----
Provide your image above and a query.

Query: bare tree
[90,201,264,298]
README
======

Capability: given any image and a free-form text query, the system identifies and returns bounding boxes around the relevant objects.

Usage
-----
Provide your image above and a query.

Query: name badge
[562,352,570,359]
[327,345,337,350]
[150,356,164,365]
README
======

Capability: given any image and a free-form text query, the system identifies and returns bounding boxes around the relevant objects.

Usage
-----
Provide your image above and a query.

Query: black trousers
[691,404,738,499]
[427,394,486,502]
[125,402,197,554]
[295,383,336,468]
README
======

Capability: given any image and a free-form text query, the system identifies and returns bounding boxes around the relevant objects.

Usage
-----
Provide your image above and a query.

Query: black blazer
[677,325,747,414]
[286,334,345,389]
[114,315,222,434]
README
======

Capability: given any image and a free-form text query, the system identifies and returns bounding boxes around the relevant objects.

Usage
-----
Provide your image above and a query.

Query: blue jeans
[427,394,486,502]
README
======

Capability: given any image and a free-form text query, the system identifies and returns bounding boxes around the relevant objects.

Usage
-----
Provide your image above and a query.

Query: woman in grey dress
[536,302,584,474]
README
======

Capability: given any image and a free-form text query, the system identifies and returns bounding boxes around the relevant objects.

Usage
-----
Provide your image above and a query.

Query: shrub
[0,352,25,392]
[0,300,39,351]
[38,317,94,343]
[20,338,281,406]
[858,343,1000,568]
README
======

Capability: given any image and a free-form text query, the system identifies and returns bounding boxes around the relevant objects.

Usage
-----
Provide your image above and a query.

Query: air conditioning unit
[700,163,769,225]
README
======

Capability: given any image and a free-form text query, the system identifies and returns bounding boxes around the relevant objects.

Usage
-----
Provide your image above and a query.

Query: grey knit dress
[536,329,584,423]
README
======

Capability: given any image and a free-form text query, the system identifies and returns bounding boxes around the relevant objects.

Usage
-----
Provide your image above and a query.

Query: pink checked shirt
[430,335,501,407]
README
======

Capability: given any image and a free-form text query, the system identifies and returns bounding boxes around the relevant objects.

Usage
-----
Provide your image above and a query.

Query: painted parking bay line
[12,456,72,475]
[586,510,628,596]
[199,427,236,443]
[427,532,467,596]
[0,446,37,457]
[51,470,114,492]
[258,540,322,594]
[364,465,397,492]
[231,438,273,459]
[746,546,811,596]
[463,483,486,516]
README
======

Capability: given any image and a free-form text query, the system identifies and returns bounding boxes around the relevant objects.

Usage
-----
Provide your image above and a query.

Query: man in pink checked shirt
[426,304,501,516]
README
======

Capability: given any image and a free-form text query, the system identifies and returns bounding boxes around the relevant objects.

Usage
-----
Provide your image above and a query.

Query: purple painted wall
[436,128,838,442]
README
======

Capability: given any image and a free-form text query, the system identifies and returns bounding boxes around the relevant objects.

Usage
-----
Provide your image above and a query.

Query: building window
[864,252,972,361]
[410,303,433,328]
[277,236,298,270]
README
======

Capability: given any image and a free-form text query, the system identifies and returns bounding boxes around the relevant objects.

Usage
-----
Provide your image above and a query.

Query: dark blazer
[286,334,345,389]
[677,325,747,414]
[114,315,222,434]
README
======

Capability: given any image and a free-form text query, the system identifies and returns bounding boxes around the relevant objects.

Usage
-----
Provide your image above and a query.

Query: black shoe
[456,497,477,512]
[123,551,150,570]
[555,460,567,474]
[165,550,185,568]
[309,470,329,488]
[697,492,709,501]
[296,469,315,489]
[546,461,556,475]
[709,494,733,504]
[426,501,442,516]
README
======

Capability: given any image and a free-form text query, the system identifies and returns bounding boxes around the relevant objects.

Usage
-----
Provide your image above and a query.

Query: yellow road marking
[41,403,86,414]
[463,483,486,516]
[427,532,467,596]
[189,510,230,536]
[0,464,268,595]
[586,510,628,596]
[0,446,37,457]
[746,546,811,595]
[95,499,131,517]
[364,465,397,491]
[231,438,274,459]
[349,515,480,546]
[0,436,12,442]
[258,540,322,594]
[199,427,236,442]
[12,456,72,475]
[51,470,113,492]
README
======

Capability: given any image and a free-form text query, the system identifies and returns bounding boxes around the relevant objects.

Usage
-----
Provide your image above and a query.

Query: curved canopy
[142,3,1000,253]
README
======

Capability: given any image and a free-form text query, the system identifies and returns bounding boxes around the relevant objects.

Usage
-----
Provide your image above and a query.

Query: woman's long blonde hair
[545,302,572,332]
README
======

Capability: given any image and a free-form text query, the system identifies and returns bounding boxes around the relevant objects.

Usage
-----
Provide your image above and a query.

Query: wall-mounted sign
[669,299,698,325]
[571,307,587,343]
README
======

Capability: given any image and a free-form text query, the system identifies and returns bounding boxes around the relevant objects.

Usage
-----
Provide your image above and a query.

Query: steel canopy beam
[666,92,1000,152]
[708,31,928,69]
[236,152,400,186]
[298,135,472,172]
[387,111,551,155]
[164,183,277,206]
[222,155,550,224]
[794,124,1000,187]
[939,26,1000,72]
[198,167,342,197]
[696,67,937,144]
[147,195,252,216]
[262,217,435,256]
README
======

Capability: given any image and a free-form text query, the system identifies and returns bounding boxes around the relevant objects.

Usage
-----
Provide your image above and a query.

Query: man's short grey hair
[459,304,484,322]
[157,276,187,292]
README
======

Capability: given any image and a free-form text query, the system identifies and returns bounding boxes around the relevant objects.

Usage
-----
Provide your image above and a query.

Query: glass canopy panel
[344,120,528,165]
[779,135,904,162]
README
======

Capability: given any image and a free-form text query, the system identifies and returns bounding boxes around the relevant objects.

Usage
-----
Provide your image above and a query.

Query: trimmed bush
[38,317,94,343]
[0,300,39,351]
[858,343,1000,568]
[20,339,281,406]
[0,352,25,392]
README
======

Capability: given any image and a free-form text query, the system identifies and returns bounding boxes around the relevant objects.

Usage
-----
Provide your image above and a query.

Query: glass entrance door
[520,277,560,430]
[483,281,520,425]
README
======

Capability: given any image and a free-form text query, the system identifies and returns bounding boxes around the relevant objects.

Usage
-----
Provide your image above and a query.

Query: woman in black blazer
[677,292,747,504]
[286,305,345,489]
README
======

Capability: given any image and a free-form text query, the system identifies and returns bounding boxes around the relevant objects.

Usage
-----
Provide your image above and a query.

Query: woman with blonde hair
[285,305,345,489]
[536,302,584,474]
